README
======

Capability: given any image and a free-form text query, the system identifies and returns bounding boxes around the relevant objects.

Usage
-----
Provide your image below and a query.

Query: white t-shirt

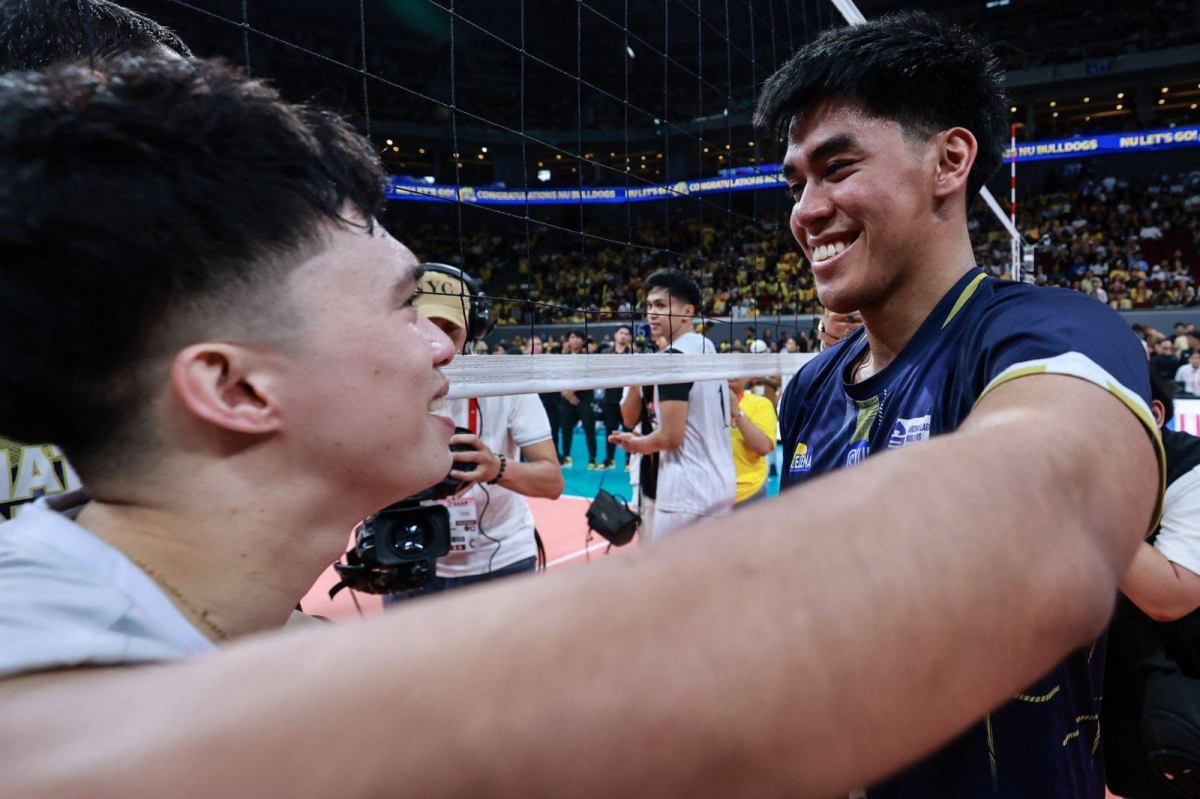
[653,332,736,515]
[434,392,552,577]
[1177,363,1200,395]
[0,491,215,680]
[1156,465,1200,578]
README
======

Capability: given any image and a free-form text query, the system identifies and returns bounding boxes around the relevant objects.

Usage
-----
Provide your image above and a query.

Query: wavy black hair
[0,57,386,478]
[0,0,191,72]
[754,11,1008,198]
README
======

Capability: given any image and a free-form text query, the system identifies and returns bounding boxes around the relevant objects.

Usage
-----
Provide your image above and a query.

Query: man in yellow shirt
[728,378,778,504]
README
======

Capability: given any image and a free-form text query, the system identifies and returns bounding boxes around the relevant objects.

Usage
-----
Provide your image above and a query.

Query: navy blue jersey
[779,268,1163,798]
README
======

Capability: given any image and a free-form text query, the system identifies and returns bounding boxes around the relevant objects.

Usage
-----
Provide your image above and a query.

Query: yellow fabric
[732,393,778,504]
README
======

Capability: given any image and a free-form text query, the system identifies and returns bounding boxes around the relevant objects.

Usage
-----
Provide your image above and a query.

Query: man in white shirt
[387,265,563,596]
[1177,350,1200,395]
[609,270,736,538]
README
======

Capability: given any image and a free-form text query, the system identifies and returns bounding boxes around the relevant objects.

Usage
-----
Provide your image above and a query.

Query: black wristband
[487,454,507,485]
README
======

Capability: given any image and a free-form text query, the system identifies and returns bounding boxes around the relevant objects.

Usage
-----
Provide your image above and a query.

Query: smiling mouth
[810,232,861,266]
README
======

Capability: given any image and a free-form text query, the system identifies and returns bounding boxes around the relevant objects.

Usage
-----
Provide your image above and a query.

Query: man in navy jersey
[757,11,1165,798]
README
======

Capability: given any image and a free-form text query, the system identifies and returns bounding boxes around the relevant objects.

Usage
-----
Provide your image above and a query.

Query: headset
[419,262,495,342]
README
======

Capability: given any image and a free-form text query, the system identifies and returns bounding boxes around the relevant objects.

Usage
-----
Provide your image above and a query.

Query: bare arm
[448,436,563,500]
[619,386,642,429]
[504,439,564,499]
[0,375,1157,799]
[733,406,776,457]
[1119,542,1200,622]
[609,400,686,455]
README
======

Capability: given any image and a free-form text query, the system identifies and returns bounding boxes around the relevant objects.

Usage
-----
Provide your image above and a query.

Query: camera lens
[393,521,427,555]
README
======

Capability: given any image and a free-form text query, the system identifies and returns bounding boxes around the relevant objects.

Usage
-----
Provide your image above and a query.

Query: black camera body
[329,427,476,597]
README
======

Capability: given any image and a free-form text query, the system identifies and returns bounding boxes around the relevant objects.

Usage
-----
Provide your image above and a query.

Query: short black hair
[1150,372,1175,427]
[567,330,584,339]
[754,11,1008,198]
[0,0,191,72]
[645,269,702,311]
[0,57,386,478]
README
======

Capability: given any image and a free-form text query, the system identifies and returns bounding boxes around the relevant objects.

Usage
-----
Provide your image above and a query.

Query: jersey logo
[845,441,870,467]
[888,415,932,449]
[790,442,812,473]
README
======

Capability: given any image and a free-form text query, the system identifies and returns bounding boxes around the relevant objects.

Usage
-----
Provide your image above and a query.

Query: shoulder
[961,279,1148,398]
[970,279,1133,342]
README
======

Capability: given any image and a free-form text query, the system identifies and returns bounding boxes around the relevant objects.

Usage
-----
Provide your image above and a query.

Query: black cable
[240,0,252,75]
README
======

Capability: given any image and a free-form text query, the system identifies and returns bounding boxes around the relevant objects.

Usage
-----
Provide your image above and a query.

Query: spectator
[559,330,598,469]
[1177,351,1200,395]
[727,377,778,504]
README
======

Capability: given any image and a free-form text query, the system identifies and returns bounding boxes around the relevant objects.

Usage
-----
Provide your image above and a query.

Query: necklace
[852,349,873,384]
[129,556,229,641]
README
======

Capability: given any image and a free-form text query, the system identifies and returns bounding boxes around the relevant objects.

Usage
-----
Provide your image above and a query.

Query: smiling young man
[0,57,455,664]
[757,11,1164,797]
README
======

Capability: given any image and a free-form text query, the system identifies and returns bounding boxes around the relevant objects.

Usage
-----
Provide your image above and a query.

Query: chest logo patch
[845,440,870,467]
[790,442,812,473]
[887,415,932,449]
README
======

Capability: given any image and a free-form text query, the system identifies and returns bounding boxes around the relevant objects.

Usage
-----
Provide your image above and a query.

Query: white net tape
[444,353,818,400]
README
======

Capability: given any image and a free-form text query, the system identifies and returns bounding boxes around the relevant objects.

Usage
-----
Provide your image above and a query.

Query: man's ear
[170,343,285,435]
[1152,398,1167,429]
[932,127,978,200]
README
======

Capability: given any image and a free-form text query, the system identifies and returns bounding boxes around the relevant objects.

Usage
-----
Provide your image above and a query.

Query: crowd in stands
[404,169,1200,325]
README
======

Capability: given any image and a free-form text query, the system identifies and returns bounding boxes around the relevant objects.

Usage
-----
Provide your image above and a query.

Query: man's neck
[76,467,357,642]
[857,236,976,376]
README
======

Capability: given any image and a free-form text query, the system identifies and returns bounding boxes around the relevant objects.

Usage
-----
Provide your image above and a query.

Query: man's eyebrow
[783,133,859,179]
[391,263,424,302]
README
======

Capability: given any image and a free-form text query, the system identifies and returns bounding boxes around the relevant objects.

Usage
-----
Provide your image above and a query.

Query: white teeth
[812,239,851,263]
[428,397,447,412]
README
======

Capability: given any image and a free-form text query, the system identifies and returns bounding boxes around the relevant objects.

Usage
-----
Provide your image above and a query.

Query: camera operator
[384,267,563,598]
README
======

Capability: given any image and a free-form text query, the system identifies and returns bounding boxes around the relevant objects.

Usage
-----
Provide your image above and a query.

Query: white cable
[444,353,816,400]
[828,0,1023,245]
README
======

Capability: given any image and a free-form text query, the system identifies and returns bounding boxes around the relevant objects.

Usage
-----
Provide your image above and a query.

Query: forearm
[496,457,563,499]
[1,382,1155,799]
[736,415,775,456]
[620,388,641,428]
[1119,541,1200,622]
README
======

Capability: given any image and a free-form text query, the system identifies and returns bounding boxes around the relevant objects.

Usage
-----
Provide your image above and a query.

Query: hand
[448,433,502,485]
[608,431,650,455]
[562,390,580,405]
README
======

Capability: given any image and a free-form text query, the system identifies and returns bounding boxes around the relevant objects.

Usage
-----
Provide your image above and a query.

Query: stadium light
[537,169,551,182]
[1052,112,1058,118]
[1159,99,1166,105]
[1049,101,1056,107]
[1010,106,1017,113]
[1116,104,1123,110]
[625,46,635,58]
[1117,93,1124,99]
[556,154,562,160]
[386,139,394,145]
[481,146,488,153]
[1162,87,1169,93]
[1083,97,1090,103]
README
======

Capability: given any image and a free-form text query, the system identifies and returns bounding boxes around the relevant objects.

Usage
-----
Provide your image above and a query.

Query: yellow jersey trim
[942,272,989,329]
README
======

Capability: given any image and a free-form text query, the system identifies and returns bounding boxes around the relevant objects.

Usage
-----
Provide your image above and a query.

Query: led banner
[387,124,1200,206]
[1004,125,1200,163]
[387,172,787,206]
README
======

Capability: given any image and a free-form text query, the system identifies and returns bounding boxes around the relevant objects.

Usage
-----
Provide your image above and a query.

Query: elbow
[753,441,776,457]
[545,472,565,499]
[663,432,685,450]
